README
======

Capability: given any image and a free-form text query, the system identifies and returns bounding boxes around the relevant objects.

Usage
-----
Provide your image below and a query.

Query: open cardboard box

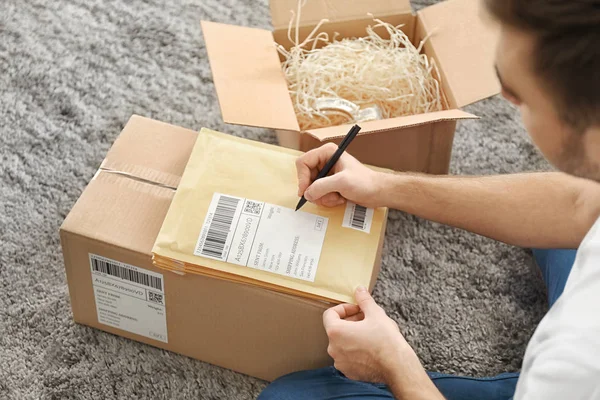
[201,0,500,173]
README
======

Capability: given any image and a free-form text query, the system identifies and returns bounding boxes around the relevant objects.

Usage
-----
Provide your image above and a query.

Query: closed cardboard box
[202,0,501,174]
[60,115,386,381]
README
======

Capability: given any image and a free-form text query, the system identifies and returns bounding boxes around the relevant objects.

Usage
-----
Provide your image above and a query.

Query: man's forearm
[384,346,445,400]
[388,370,445,400]
[378,171,600,248]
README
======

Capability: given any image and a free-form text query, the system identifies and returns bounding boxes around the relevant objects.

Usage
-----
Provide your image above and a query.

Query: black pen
[295,124,361,211]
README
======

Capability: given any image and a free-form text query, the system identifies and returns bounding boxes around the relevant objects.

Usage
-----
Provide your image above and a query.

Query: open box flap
[201,21,299,131]
[305,109,477,141]
[270,0,413,31]
[418,0,500,108]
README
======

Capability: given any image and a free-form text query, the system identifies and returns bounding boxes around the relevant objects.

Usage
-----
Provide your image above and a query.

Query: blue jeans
[259,249,577,400]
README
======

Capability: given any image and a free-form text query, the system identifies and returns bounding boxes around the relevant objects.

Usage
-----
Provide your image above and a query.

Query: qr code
[243,200,263,215]
[148,291,164,305]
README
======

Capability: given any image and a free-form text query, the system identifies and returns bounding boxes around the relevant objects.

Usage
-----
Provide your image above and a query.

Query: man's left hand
[323,286,413,383]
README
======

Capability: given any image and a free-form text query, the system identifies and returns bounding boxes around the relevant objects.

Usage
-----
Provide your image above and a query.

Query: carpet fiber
[0,1,550,398]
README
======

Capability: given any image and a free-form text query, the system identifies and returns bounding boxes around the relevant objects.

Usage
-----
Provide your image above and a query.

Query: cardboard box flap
[101,115,198,189]
[201,21,299,131]
[305,109,477,141]
[61,171,175,255]
[270,0,413,31]
[418,0,500,108]
[63,116,199,252]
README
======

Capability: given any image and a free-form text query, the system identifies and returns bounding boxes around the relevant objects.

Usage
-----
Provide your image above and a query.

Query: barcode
[351,205,367,230]
[91,257,162,291]
[201,195,241,259]
[243,200,263,215]
[148,291,164,304]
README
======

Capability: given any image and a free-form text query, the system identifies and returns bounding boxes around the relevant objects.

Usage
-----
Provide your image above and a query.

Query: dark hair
[484,0,600,130]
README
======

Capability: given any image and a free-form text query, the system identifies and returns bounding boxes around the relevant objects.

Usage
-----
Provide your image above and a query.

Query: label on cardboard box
[194,193,328,282]
[342,202,374,234]
[89,254,168,343]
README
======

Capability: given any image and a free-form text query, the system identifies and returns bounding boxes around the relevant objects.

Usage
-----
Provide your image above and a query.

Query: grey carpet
[0,0,550,399]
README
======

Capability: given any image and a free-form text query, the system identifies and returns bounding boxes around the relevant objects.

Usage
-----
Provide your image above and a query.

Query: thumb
[355,286,382,316]
[305,174,344,202]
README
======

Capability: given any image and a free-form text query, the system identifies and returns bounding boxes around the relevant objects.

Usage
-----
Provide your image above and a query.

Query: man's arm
[384,350,446,400]
[378,172,600,249]
[297,144,600,248]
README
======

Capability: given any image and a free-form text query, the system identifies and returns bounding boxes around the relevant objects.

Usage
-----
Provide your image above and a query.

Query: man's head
[484,0,600,180]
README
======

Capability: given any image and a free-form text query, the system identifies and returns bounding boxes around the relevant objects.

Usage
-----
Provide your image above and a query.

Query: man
[259,0,600,399]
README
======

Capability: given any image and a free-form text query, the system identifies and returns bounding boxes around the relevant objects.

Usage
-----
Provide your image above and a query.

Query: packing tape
[315,97,383,124]
[98,168,177,191]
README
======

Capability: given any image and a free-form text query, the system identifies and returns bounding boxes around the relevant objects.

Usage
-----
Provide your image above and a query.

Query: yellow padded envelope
[152,128,388,304]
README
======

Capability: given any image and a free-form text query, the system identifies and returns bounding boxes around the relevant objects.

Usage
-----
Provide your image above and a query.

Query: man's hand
[323,286,412,383]
[324,287,445,399]
[296,143,385,208]
[300,143,600,248]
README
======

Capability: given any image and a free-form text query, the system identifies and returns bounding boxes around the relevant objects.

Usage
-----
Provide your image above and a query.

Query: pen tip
[296,196,306,211]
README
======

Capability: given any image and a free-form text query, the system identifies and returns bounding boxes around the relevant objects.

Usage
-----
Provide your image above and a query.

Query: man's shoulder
[514,216,600,399]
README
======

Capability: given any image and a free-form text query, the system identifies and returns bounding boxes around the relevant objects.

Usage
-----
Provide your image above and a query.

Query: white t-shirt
[515,217,600,399]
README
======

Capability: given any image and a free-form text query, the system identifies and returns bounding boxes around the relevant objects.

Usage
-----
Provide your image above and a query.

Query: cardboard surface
[305,109,477,141]
[60,115,352,381]
[152,128,387,304]
[282,120,458,173]
[270,0,412,30]
[201,21,299,131]
[418,0,500,108]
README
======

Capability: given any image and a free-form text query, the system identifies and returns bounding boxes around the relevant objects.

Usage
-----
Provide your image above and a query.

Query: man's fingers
[325,304,361,320]
[344,312,365,322]
[321,192,345,207]
[302,143,339,169]
[296,144,338,196]
[296,159,312,197]
[305,173,345,202]
[322,308,340,331]
[314,194,345,208]
[323,303,360,330]
[354,286,382,316]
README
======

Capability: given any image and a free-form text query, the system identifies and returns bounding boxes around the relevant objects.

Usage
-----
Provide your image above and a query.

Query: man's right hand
[296,143,387,209]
